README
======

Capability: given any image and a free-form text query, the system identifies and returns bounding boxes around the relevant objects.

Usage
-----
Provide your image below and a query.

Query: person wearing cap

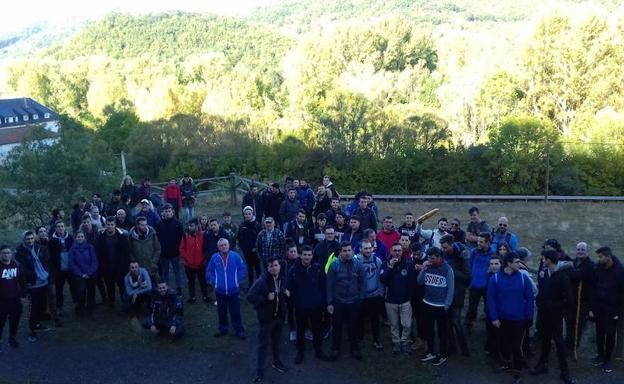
[155,204,184,294]
[256,217,285,268]
[590,246,624,374]
[135,199,161,228]
[239,206,262,288]
[487,252,534,382]
[180,175,197,223]
[530,249,575,384]
[163,178,183,219]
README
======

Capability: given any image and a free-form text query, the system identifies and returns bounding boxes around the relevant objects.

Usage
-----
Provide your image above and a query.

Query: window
[23,115,29,121]
[33,114,39,120]
[44,113,50,119]
[7,117,14,123]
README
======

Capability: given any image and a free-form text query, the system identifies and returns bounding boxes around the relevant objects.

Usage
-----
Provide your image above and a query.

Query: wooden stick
[574,280,583,361]
[417,208,439,223]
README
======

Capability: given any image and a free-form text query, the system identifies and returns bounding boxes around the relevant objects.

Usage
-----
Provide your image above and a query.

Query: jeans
[257,318,284,376]
[465,287,486,326]
[103,273,125,304]
[184,266,208,299]
[121,292,151,313]
[55,271,75,310]
[160,257,182,289]
[28,286,48,331]
[74,277,96,311]
[332,302,361,353]
[448,305,469,353]
[142,318,185,337]
[0,297,22,340]
[243,250,261,288]
[359,296,384,343]
[295,308,323,353]
[500,319,527,374]
[216,292,244,334]
[184,206,195,223]
[595,309,618,363]
[386,301,412,344]
[537,311,569,375]
[423,303,449,356]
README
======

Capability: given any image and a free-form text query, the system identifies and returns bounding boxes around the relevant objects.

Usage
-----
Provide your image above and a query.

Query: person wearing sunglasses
[447,219,466,245]
[491,217,518,252]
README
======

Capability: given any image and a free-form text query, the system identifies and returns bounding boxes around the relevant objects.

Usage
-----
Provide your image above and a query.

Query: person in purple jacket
[69,231,99,315]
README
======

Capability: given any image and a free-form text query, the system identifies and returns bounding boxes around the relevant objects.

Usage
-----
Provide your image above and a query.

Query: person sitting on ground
[142,281,184,338]
[122,261,152,314]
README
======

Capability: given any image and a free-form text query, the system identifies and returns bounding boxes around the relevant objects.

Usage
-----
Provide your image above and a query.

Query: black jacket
[261,191,283,224]
[15,242,50,287]
[287,260,325,311]
[242,192,263,222]
[591,259,624,316]
[352,207,377,232]
[155,218,184,259]
[285,219,314,248]
[444,243,471,308]
[238,220,261,254]
[247,267,288,323]
[537,261,575,315]
[379,257,416,304]
[203,229,229,259]
[48,232,74,275]
[313,239,340,269]
[571,256,595,304]
[95,229,130,276]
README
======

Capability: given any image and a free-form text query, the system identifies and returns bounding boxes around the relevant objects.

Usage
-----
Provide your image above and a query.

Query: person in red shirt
[163,178,183,219]
[377,216,401,254]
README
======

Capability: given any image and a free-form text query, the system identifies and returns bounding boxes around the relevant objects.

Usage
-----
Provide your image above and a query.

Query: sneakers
[33,324,51,332]
[9,338,19,348]
[305,330,313,341]
[601,361,613,373]
[28,333,38,342]
[272,361,288,373]
[373,341,383,351]
[431,355,447,366]
[392,343,401,355]
[294,351,303,364]
[592,356,604,367]
[289,330,296,342]
[420,352,436,362]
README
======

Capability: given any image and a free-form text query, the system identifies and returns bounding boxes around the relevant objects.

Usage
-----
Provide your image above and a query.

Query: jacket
[285,219,314,248]
[313,239,340,268]
[279,197,300,225]
[287,259,325,311]
[241,191,263,221]
[0,259,26,300]
[203,228,230,259]
[469,247,494,289]
[297,186,316,214]
[124,268,152,296]
[155,218,184,259]
[247,267,288,323]
[591,260,624,316]
[380,257,416,304]
[146,289,184,328]
[487,270,534,321]
[128,226,161,275]
[491,230,519,251]
[537,260,574,315]
[326,257,365,305]
[180,179,197,206]
[356,253,384,299]
[206,251,247,295]
[48,231,74,274]
[15,239,50,288]
[179,230,205,269]
[256,229,285,264]
[135,209,161,228]
[443,242,471,308]
[163,184,183,208]
[71,206,87,233]
[571,256,595,304]
[95,228,130,277]
[69,241,98,278]
[352,207,377,232]
[377,230,401,256]
[261,190,283,224]
[238,220,261,254]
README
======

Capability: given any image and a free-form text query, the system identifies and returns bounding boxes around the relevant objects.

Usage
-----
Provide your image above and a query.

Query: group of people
[1,174,624,384]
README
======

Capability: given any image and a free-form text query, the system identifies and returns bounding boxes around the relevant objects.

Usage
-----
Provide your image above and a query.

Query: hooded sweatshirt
[129,226,161,274]
[15,236,49,288]
[356,253,384,299]
[326,256,365,305]
[0,259,26,300]
[469,246,495,289]
[69,240,98,278]
[417,260,455,310]
[487,269,534,322]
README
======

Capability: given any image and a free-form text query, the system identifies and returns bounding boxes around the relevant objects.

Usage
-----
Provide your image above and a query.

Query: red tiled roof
[0,125,59,145]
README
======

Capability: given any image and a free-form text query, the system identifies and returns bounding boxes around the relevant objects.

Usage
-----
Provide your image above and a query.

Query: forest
[1,1,624,228]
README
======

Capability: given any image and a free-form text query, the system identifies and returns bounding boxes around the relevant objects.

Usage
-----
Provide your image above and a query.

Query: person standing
[242,184,263,224]
[530,249,576,384]
[129,217,161,284]
[569,242,594,349]
[465,232,495,332]
[357,239,385,351]
[239,207,262,288]
[466,207,490,249]
[15,231,51,342]
[69,231,99,315]
[0,245,27,350]
[417,247,455,366]
[95,217,130,308]
[487,253,535,383]
[179,218,209,303]
[163,178,183,219]
[248,257,289,382]
[48,221,74,315]
[179,175,197,223]
[590,246,624,374]
[256,217,285,268]
[207,238,247,339]
[288,245,328,364]
[326,242,365,361]
[155,204,184,293]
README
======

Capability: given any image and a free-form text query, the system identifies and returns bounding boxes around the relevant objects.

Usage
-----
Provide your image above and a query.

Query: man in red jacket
[0,245,27,350]
[179,218,208,303]
[377,216,400,254]
[163,178,183,219]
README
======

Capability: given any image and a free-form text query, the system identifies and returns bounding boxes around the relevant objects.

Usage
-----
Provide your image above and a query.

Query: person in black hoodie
[248,257,289,383]
[95,217,130,307]
[203,218,229,261]
[288,245,328,364]
[0,245,27,349]
[590,246,624,374]
[285,210,314,250]
[261,183,283,228]
[15,231,51,341]
[531,250,576,384]
[155,204,184,293]
[239,206,262,288]
[48,221,74,316]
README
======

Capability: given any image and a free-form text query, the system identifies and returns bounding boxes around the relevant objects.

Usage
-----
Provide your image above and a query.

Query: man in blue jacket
[287,245,328,364]
[206,238,247,339]
[487,252,535,383]
[465,232,495,332]
[326,242,365,360]
[590,246,624,374]
[357,239,385,351]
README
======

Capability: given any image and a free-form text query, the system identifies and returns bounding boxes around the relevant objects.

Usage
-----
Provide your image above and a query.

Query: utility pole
[544,139,550,201]
[120,151,127,177]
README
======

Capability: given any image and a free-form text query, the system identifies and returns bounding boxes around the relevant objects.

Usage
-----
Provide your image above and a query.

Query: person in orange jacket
[163,178,183,218]
[179,218,209,303]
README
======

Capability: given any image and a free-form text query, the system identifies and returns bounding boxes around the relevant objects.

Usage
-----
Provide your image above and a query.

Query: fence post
[229,172,237,207]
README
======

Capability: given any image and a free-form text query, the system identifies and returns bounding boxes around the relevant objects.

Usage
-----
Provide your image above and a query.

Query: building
[0,97,60,159]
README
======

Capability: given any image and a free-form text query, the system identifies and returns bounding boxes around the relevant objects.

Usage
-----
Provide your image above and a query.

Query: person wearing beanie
[531,250,576,384]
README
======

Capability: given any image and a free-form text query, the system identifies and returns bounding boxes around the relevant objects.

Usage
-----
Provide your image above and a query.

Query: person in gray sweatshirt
[417,246,455,366]
[326,241,365,360]
[355,239,384,351]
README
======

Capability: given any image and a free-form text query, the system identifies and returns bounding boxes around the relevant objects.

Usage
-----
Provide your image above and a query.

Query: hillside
[45,12,294,66]
[0,20,85,59]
